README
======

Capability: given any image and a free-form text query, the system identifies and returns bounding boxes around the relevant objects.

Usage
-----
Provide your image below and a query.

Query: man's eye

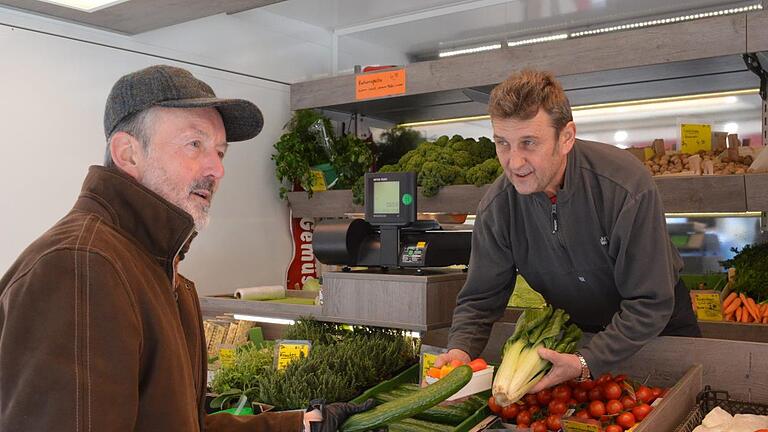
[495,140,508,147]
[522,140,536,147]
[189,140,201,148]
[218,151,225,159]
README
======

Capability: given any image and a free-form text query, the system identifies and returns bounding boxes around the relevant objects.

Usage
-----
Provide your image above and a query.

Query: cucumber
[413,403,473,425]
[340,365,473,432]
[391,418,453,432]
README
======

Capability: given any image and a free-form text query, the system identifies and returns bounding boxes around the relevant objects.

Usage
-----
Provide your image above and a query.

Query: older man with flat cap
[0,65,372,432]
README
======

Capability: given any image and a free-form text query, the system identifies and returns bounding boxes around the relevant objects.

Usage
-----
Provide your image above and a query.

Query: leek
[492,306,582,406]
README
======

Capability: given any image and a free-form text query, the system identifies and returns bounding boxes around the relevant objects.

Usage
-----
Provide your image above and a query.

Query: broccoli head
[465,158,502,186]
[419,162,465,197]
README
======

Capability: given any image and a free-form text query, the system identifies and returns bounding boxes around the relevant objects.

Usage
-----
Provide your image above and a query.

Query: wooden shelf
[286,174,768,218]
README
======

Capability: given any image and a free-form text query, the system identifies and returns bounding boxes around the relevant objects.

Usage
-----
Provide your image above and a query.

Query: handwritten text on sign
[275,340,311,370]
[355,69,406,100]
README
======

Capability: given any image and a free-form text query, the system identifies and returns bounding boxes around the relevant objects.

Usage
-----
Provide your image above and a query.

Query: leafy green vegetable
[721,242,768,301]
[493,306,582,406]
[210,342,275,405]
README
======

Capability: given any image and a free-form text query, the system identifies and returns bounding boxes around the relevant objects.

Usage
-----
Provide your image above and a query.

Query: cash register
[313,172,472,270]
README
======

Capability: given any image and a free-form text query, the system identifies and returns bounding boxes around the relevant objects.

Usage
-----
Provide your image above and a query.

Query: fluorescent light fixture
[507,33,568,47]
[666,211,763,218]
[570,2,762,38]
[35,0,130,12]
[614,130,629,142]
[398,89,758,128]
[439,43,502,58]
[233,314,295,325]
[723,122,739,134]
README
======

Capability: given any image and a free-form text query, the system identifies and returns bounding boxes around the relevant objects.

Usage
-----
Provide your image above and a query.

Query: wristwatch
[573,351,591,382]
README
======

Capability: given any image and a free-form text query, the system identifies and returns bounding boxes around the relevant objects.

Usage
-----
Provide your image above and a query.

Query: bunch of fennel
[492,306,582,406]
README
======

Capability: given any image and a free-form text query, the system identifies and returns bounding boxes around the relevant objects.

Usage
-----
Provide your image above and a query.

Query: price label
[275,340,311,370]
[355,69,406,100]
[562,418,602,432]
[421,352,437,382]
[694,292,724,321]
[680,123,712,154]
[219,347,236,368]
[309,169,327,192]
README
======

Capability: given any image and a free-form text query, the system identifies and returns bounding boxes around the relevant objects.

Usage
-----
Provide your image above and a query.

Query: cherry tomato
[632,403,653,421]
[596,373,613,385]
[536,388,553,405]
[568,398,578,407]
[502,403,520,420]
[578,379,596,391]
[588,387,603,401]
[516,410,532,427]
[605,425,623,432]
[548,399,567,415]
[573,388,589,403]
[468,358,488,372]
[529,405,541,416]
[614,374,628,383]
[546,414,562,431]
[575,409,590,420]
[606,399,623,415]
[636,386,653,404]
[588,400,606,418]
[552,384,572,402]
[488,396,502,414]
[621,395,636,409]
[567,379,579,389]
[617,412,637,429]
[524,394,540,407]
[531,420,548,432]
[603,382,622,400]
[651,387,664,400]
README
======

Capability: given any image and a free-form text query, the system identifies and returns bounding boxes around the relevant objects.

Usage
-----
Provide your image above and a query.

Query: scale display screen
[373,181,400,214]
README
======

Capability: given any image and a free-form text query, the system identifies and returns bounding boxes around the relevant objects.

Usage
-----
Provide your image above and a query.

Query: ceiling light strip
[439,43,502,58]
[570,3,762,38]
[397,89,759,128]
[507,33,568,47]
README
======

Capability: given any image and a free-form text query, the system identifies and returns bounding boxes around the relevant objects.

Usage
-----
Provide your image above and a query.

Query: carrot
[742,307,751,323]
[745,297,761,322]
[762,303,768,319]
[736,307,743,322]
[723,292,738,309]
[763,316,768,324]
[724,297,742,315]
[725,312,734,321]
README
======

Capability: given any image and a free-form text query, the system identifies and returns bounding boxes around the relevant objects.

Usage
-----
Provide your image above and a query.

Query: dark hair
[489,69,573,133]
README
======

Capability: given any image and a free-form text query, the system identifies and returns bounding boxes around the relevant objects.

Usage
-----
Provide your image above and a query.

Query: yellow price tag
[644,147,655,160]
[219,348,236,369]
[562,419,602,432]
[421,353,437,381]
[694,292,724,321]
[680,123,712,154]
[276,341,311,370]
[309,170,327,192]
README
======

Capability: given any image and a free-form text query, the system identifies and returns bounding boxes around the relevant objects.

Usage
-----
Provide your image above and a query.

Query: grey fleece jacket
[447,139,683,375]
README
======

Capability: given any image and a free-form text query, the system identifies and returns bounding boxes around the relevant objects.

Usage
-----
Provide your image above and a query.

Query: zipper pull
[551,203,559,234]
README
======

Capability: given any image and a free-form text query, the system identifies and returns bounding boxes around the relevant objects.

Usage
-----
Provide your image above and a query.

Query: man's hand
[526,347,581,394]
[304,399,379,432]
[434,349,471,368]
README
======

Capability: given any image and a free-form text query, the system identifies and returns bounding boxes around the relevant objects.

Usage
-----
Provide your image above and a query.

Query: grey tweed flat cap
[104,65,263,142]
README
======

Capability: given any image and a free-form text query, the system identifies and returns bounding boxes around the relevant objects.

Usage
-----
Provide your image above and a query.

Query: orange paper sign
[355,69,406,100]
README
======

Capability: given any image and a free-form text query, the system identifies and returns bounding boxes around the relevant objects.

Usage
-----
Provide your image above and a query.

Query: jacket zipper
[551,203,559,234]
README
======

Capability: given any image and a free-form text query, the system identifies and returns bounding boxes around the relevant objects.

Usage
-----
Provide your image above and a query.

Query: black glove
[306,398,378,432]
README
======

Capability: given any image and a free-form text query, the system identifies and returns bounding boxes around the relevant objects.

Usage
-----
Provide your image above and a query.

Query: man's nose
[204,150,225,180]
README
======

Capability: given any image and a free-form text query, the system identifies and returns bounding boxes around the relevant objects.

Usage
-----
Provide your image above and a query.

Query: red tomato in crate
[588,400,606,418]
[632,403,653,421]
[488,396,501,414]
[548,400,567,415]
[575,409,590,419]
[614,374,628,383]
[617,412,637,429]
[546,414,562,431]
[573,387,589,403]
[524,394,539,407]
[516,410,532,427]
[588,387,603,401]
[603,382,622,400]
[651,387,664,400]
[501,403,519,420]
[636,386,653,404]
[578,379,596,391]
[605,424,623,432]
[596,373,613,385]
[529,405,541,416]
[536,388,553,405]
[620,395,636,409]
[552,384,572,402]
[531,420,548,432]
[606,399,623,415]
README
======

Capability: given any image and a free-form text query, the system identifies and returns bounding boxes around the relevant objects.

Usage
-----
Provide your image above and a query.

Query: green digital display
[373,180,400,214]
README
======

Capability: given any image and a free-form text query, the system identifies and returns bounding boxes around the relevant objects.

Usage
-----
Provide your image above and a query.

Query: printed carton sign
[355,69,406,100]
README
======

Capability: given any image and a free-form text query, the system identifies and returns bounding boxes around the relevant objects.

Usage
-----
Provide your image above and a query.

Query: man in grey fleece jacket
[437,69,700,391]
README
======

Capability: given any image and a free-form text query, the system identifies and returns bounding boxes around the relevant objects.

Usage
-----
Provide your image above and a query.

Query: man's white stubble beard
[139,161,211,232]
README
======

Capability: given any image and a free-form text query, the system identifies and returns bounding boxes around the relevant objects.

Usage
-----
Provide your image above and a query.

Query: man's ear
[110,132,143,179]
[558,121,576,155]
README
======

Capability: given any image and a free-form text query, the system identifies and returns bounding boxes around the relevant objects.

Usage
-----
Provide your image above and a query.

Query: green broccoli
[418,162,465,197]
[465,158,502,186]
